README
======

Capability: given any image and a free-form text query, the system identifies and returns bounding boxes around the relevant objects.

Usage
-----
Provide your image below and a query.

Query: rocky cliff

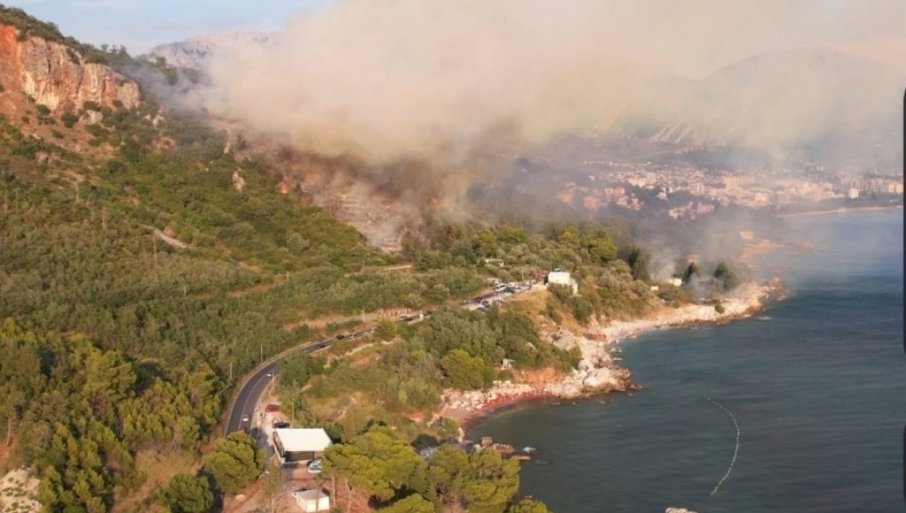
[0,24,139,113]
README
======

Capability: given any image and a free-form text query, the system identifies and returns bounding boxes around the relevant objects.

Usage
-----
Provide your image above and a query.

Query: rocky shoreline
[441,280,780,436]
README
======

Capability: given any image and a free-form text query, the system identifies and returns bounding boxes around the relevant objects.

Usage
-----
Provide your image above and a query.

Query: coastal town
[551,161,903,218]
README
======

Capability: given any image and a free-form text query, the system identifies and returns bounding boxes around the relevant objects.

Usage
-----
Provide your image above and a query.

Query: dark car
[273,421,290,429]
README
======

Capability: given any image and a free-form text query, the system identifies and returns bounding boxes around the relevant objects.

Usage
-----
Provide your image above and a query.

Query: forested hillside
[0,7,715,513]
[0,15,493,507]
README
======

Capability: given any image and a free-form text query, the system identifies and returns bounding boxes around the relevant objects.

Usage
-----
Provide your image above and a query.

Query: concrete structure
[292,488,330,512]
[546,271,578,295]
[274,428,332,466]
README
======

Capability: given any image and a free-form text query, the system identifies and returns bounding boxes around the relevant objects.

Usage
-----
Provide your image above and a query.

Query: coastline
[444,280,781,439]
[776,204,902,218]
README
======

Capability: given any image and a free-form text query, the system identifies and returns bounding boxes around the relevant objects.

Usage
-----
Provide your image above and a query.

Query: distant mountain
[619,47,905,168]
[146,31,272,69]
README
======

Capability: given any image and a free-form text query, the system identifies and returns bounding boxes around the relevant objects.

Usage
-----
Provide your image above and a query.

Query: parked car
[307,459,322,474]
[265,404,280,413]
[273,421,290,429]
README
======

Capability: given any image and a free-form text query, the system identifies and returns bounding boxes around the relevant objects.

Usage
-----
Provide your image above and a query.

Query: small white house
[546,271,578,295]
[292,488,330,513]
[668,277,683,288]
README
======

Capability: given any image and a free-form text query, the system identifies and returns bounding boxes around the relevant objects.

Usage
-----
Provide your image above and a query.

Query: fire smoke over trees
[197,0,905,166]
[187,0,905,254]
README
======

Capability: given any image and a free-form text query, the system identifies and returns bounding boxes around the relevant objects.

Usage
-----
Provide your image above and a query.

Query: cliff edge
[0,24,139,114]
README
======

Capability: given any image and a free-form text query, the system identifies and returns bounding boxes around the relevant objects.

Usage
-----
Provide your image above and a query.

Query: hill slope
[0,11,488,513]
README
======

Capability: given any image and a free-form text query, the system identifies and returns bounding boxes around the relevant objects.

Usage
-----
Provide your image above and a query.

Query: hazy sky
[3,0,328,53]
[4,0,906,68]
[4,0,906,70]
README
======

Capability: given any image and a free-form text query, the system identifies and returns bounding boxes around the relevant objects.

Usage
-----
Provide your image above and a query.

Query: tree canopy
[202,432,263,496]
[160,474,213,513]
[323,427,523,513]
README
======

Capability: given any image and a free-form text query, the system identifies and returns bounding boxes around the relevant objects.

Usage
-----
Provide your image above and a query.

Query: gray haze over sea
[470,209,904,513]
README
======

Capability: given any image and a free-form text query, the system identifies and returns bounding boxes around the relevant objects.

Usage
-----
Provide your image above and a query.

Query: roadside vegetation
[276,307,581,440]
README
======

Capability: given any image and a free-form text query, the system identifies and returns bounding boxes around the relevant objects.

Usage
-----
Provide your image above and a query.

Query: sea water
[470,209,904,513]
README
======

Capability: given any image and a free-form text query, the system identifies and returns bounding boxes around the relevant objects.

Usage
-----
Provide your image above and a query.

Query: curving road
[224,326,378,434]
[223,279,536,435]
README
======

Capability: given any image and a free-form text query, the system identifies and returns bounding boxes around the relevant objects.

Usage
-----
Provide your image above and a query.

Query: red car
[265,404,280,413]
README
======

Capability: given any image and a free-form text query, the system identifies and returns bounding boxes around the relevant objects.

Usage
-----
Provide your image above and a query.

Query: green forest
[0,85,489,511]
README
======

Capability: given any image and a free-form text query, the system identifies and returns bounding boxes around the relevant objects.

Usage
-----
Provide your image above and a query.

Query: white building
[546,271,578,295]
[292,488,330,513]
[273,428,332,466]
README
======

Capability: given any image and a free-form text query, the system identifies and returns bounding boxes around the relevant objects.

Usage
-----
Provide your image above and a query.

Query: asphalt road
[224,340,330,434]
[223,279,536,435]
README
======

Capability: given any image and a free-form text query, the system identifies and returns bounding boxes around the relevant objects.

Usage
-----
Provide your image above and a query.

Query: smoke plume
[197,0,905,166]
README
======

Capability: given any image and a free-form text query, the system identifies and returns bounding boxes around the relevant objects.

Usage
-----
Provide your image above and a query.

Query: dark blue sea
[470,209,904,513]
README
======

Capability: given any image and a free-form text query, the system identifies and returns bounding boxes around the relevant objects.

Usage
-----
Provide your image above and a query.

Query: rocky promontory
[441,280,779,429]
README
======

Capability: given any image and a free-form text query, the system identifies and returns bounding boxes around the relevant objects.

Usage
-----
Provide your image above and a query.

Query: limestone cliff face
[0,25,139,113]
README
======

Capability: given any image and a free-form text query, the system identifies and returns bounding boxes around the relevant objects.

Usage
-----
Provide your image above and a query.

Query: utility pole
[291,384,296,427]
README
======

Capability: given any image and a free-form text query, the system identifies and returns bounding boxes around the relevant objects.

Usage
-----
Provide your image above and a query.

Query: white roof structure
[292,488,330,513]
[275,428,332,452]
[547,271,572,285]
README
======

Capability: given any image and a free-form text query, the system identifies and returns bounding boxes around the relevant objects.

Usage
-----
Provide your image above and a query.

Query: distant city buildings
[552,160,902,217]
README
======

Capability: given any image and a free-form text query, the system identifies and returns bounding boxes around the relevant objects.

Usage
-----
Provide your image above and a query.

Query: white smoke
[196,0,906,165]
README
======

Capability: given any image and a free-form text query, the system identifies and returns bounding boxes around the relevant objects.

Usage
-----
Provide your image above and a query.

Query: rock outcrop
[544,328,630,396]
[0,24,139,113]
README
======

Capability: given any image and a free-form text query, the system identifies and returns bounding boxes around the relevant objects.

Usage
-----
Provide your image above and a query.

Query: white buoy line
[707,397,740,496]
